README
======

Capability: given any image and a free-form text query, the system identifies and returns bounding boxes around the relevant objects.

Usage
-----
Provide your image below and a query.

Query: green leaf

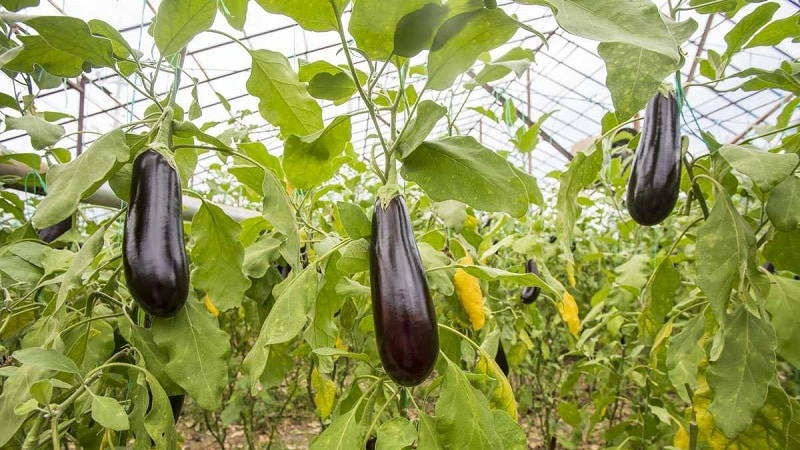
[152,297,231,410]
[639,260,681,344]
[337,239,370,274]
[707,307,776,438]
[719,145,798,191]
[283,116,351,189]
[666,314,706,402]
[53,224,106,310]
[242,235,281,278]
[395,100,447,159]
[435,359,503,448]
[532,0,693,62]
[0,35,84,77]
[426,9,519,91]
[219,0,248,30]
[696,194,767,321]
[88,19,133,59]
[765,276,800,368]
[556,146,603,266]
[190,201,251,311]
[255,0,347,32]
[417,412,445,450]
[377,417,417,450]
[745,14,800,49]
[13,348,81,375]
[0,367,49,446]
[336,202,371,240]
[512,167,544,207]
[766,175,800,232]
[474,47,536,85]
[25,16,115,67]
[308,72,356,102]
[5,115,64,150]
[557,402,582,427]
[247,49,323,136]
[492,410,527,449]
[262,169,300,269]
[393,3,449,58]
[309,407,365,449]
[512,111,554,153]
[764,230,800,274]
[29,379,52,405]
[598,43,677,122]
[92,395,130,431]
[153,0,217,56]
[32,130,128,228]
[126,325,182,395]
[243,265,320,390]
[401,136,530,217]
[0,0,38,11]
[723,2,779,59]
[349,0,437,61]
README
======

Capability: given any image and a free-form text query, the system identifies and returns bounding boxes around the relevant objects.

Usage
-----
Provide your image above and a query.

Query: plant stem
[683,155,710,219]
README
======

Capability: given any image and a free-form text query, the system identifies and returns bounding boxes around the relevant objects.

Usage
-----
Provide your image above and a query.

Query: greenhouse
[0,0,798,448]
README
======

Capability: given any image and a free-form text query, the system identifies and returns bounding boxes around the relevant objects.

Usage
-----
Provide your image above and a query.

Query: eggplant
[495,341,509,376]
[370,196,439,386]
[123,150,189,318]
[521,259,541,304]
[37,215,72,243]
[763,261,775,274]
[626,91,682,226]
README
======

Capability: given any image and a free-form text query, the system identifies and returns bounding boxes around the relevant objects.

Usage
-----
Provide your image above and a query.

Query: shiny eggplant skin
[521,259,541,304]
[37,215,72,243]
[626,92,681,226]
[370,196,439,386]
[169,394,185,422]
[495,341,509,376]
[123,150,189,318]
[764,261,775,274]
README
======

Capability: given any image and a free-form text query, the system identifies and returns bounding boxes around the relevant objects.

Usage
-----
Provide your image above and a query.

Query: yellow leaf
[454,255,485,331]
[310,368,336,420]
[204,295,219,318]
[476,354,518,420]
[557,291,581,337]
[285,179,295,196]
[673,423,690,449]
[566,262,576,288]
[335,336,347,351]
[463,214,479,229]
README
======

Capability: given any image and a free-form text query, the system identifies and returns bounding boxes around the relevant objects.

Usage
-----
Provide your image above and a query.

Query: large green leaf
[556,146,603,267]
[765,276,800,368]
[718,145,798,192]
[666,314,706,402]
[350,0,436,60]
[152,297,231,411]
[308,407,365,449]
[336,202,371,240]
[723,2,779,59]
[247,49,323,136]
[474,47,536,85]
[153,0,217,56]
[219,0,248,30]
[262,169,300,269]
[696,194,768,321]
[376,417,417,450]
[191,201,251,312]
[91,395,130,431]
[707,307,776,438]
[417,412,445,450]
[426,9,519,91]
[764,230,800,274]
[0,0,38,11]
[0,35,84,77]
[32,129,129,228]
[254,0,347,32]
[4,115,64,150]
[25,16,116,67]
[395,100,447,159]
[0,367,49,446]
[639,261,681,345]
[12,348,81,375]
[435,359,505,448]
[744,13,800,49]
[392,3,448,58]
[401,136,530,217]
[243,265,320,390]
[283,116,351,189]
[766,175,800,232]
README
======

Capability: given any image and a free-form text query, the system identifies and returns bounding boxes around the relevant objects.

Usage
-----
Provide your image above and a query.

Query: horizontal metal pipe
[0,162,260,222]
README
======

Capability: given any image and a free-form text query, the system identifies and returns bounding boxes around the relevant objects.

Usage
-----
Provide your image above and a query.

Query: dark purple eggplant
[123,149,189,318]
[495,341,509,376]
[37,215,72,243]
[764,261,775,274]
[521,259,541,304]
[626,91,682,226]
[370,196,439,386]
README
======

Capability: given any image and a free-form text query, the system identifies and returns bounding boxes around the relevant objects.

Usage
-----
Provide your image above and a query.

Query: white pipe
[0,162,261,222]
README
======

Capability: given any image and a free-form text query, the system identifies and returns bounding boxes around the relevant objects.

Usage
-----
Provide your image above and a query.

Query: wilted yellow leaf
[204,294,219,318]
[454,255,485,331]
[558,291,580,337]
[311,368,336,420]
[476,354,518,420]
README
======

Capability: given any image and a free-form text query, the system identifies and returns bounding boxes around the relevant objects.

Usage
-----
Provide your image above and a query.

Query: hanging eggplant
[521,259,541,304]
[370,196,439,386]
[626,91,682,226]
[37,215,72,243]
